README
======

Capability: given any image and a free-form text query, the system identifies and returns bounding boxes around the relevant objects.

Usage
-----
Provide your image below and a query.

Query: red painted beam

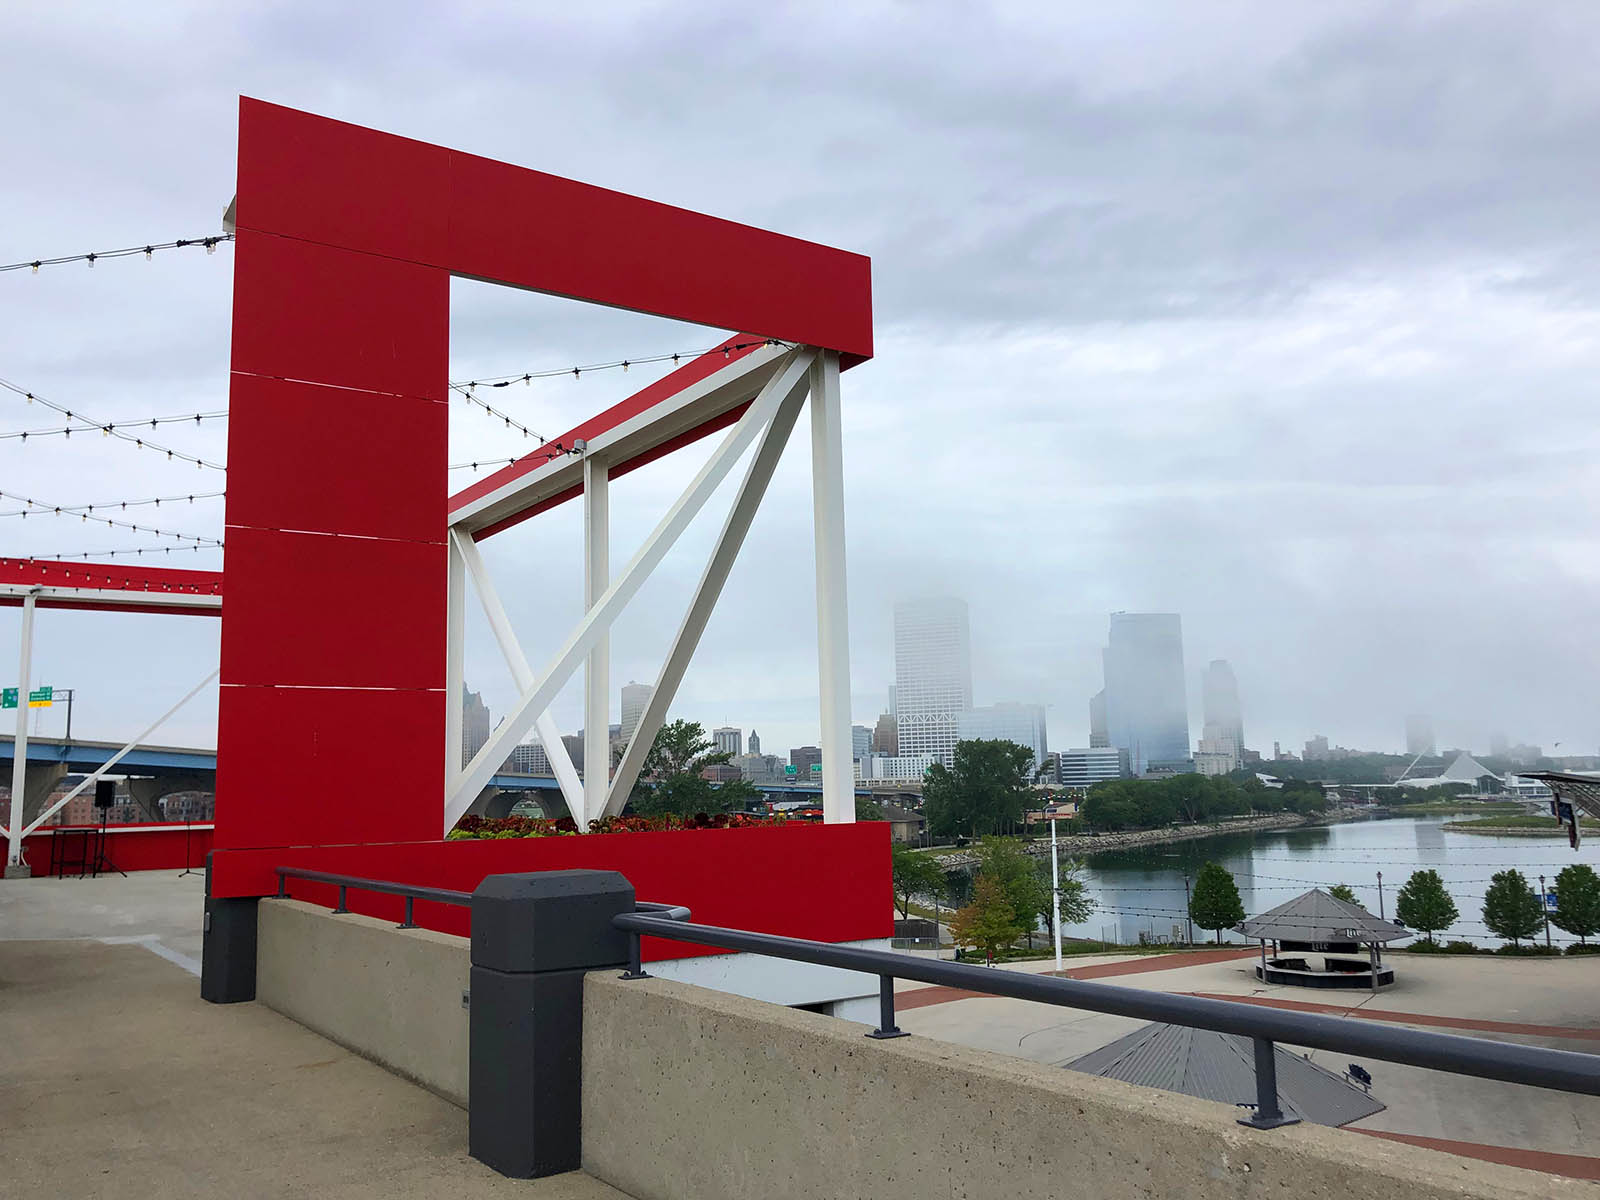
[0,557,222,615]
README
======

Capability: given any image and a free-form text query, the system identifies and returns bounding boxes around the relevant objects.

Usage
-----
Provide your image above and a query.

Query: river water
[1046,814,1600,948]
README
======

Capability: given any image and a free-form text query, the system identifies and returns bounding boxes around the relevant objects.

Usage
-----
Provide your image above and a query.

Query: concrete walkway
[0,938,628,1198]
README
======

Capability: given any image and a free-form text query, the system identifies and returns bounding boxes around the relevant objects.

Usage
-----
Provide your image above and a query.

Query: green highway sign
[28,686,53,708]
[784,764,797,776]
[810,763,822,774]
[1,688,15,710]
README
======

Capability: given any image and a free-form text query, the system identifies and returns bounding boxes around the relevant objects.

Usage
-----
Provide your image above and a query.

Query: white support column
[448,529,585,827]
[583,456,610,824]
[809,351,854,824]
[445,536,465,792]
[604,377,809,817]
[22,668,220,836]
[6,589,38,869]
[445,349,815,828]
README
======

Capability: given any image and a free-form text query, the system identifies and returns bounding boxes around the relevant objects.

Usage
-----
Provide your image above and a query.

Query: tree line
[1077,773,1326,832]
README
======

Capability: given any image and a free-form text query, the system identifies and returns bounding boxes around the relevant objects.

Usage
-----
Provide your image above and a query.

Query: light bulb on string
[144,247,153,261]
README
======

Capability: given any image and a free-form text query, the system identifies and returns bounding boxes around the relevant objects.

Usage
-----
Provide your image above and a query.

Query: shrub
[1406,939,1445,954]
[1443,940,1480,954]
[447,811,787,840]
[1566,943,1600,956]
[1494,943,1560,956]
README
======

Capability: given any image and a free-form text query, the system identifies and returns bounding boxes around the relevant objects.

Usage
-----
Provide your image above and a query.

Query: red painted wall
[208,822,890,962]
[21,823,212,874]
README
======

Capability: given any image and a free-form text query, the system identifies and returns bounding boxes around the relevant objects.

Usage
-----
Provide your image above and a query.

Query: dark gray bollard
[468,869,635,1179]
[200,858,258,1004]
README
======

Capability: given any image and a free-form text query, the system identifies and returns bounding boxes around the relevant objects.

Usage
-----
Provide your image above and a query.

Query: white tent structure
[1401,751,1500,790]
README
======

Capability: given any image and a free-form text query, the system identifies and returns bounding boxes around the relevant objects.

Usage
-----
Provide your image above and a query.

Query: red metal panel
[229,229,449,400]
[19,824,214,874]
[0,557,222,596]
[209,821,892,958]
[225,374,446,541]
[447,150,873,362]
[213,684,443,849]
[219,526,445,689]
[236,98,451,265]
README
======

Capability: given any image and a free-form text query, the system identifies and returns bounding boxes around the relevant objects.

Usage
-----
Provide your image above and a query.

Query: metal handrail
[273,866,472,929]
[614,909,1600,1129]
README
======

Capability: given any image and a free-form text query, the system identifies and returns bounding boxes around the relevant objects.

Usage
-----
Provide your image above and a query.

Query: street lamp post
[1376,871,1385,922]
[1541,874,1551,949]
[1050,816,1063,973]
[1183,873,1193,946]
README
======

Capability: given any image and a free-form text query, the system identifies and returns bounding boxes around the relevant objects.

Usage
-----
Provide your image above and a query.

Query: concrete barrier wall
[581,974,1567,1200]
[256,899,469,1106]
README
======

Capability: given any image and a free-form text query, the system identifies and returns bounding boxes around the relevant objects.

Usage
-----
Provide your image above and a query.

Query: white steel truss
[443,345,856,832]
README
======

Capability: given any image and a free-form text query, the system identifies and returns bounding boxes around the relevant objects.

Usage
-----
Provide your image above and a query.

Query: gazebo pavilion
[1237,889,1409,991]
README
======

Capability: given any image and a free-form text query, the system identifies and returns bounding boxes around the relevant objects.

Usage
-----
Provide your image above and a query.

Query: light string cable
[22,542,223,561]
[0,489,222,546]
[1,234,233,274]
[0,489,225,518]
[0,377,225,470]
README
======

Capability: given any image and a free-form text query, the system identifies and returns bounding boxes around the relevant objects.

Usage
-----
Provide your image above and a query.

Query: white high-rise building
[1200,659,1244,770]
[958,703,1048,774]
[1102,612,1189,775]
[620,681,654,744]
[1053,747,1126,788]
[713,726,742,757]
[893,597,972,769]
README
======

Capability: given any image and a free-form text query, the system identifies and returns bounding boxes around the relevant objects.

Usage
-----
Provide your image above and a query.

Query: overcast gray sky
[3,1,1597,760]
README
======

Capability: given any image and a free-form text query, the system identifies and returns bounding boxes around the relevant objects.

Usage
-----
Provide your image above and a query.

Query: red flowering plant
[447,811,787,840]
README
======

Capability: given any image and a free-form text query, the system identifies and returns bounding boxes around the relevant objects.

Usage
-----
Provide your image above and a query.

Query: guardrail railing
[614,906,1600,1130]
[273,866,472,930]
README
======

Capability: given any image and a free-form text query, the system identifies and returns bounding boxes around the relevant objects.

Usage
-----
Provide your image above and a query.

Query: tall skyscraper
[1101,612,1189,775]
[1405,714,1436,756]
[893,597,973,768]
[872,713,898,755]
[790,745,822,776]
[1089,689,1109,748]
[851,724,873,761]
[1199,659,1244,770]
[748,729,761,755]
[713,726,742,757]
[958,703,1048,773]
[462,685,491,768]
[620,681,653,744]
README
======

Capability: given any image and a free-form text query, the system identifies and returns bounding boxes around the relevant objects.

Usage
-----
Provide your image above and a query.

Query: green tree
[1327,883,1359,905]
[855,796,887,821]
[628,719,758,817]
[890,844,948,920]
[974,836,1050,948]
[1037,856,1094,943]
[923,739,1034,839]
[1188,861,1245,943]
[949,873,1025,961]
[1551,864,1600,945]
[1481,869,1544,947]
[1395,870,1458,944]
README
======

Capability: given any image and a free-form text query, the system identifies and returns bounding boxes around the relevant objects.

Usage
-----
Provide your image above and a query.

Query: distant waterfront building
[858,753,936,781]
[1089,689,1109,749]
[872,713,898,755]
[1193,748,1233,777]
[620,681,653,744]
[1405,714,1436,757]
[713,726,742,757]
[1199,660,1244,770]
[505,741,553,776]
[894,597,973,768]
[748,729,761,755]
[958,702,1048,774]
[851,723,873,762]
[1101,613,1190,775]
[463,685,491,768]
[789,745,822,777]
[1304,734,1330,761]
[1054,747,1126,789]
[735,752,786,784]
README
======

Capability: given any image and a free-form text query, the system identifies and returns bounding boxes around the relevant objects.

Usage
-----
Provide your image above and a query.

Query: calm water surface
[1051,814,1597,947]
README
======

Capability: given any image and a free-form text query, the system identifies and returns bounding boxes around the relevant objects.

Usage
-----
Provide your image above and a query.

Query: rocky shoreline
[930,812,1311,868]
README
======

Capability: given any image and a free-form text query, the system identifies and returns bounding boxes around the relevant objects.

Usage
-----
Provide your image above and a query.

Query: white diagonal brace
[449,528,585,828]
[603,374,809,817]
[444,348,815,829]
[582,456,610,824]
[22,667,220,837]
[445,534,465,792]
[810,350,855,824]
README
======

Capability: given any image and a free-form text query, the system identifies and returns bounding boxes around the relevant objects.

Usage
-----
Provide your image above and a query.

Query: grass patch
[1445,814,1599,834]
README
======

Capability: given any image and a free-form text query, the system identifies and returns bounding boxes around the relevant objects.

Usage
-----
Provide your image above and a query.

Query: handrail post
[866,973,908,1040]
[275,871,287,899]
[333,884,348,914]
[619,929,648,979]
[1238,1036,1299,1129]
[400,895,415,929]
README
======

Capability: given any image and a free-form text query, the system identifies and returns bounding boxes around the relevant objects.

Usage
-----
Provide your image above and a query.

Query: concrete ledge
[257,899,469,1106]
[582,973,1583,1200]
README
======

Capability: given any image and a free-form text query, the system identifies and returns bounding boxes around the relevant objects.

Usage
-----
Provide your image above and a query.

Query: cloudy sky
[3,1,1597,761]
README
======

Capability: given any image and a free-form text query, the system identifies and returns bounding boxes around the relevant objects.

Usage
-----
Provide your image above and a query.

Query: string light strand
[454,337,789,392]
[0,489,221,545]
[0,377,225,471]
[0,489,225,518]
[22,543,223,561]
[1,234,234,275]
[0,410,228,442]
